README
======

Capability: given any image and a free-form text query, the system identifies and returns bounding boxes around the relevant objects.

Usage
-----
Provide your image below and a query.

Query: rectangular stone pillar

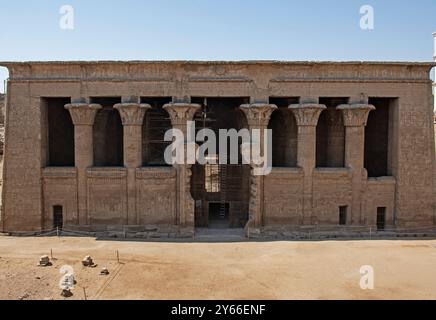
[239,103,277,228]
[114,103,151,225]
[163,103,201,228]
[337,104,375,224]
[289,103,326,225]
[65,103,102,225]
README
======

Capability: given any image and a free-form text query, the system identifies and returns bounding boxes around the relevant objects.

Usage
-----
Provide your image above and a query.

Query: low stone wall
[247,226,436,240]
[62,224,195,239]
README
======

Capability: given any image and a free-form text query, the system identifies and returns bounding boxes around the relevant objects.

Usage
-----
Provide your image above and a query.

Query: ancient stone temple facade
[0,61,435,236]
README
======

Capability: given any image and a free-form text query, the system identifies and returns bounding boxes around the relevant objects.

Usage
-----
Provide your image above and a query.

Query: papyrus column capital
[114,102,151,226]
[289,103,326,126]
[64,103,101,226]
[239,103,277,128]
[114,103,151,126]
[163,103,201,127]
[238,103,277,229]
[162,103,200,229]
[337,104,375,225]
[65,103,102,126]
[337,104,375,127]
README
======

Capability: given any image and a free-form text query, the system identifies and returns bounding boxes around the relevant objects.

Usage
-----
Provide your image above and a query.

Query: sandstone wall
[0,61,435,232]
[0,94,4,155]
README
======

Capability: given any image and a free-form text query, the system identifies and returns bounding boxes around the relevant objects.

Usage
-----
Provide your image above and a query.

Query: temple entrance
[208,202,230,229]
[190,97,250,229]
[53,205,63,230]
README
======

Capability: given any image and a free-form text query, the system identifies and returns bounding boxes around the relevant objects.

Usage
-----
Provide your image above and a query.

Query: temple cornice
[1,61,434,83]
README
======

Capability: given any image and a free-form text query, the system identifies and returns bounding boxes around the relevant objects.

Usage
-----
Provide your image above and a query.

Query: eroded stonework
[0,94,4,156]
[0,61,435,236]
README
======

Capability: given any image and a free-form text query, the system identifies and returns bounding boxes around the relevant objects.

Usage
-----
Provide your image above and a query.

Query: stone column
[65,103,102,225]
[337,104,375,224]
[289,103,326,224]
[239,103,277,228]
[163,103,201,228]
[114,103,151,225]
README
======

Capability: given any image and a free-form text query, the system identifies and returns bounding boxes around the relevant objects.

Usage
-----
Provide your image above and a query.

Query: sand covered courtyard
[0,236,435,300]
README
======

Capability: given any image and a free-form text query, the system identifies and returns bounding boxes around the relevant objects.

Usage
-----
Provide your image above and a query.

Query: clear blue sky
[1,0,435,92]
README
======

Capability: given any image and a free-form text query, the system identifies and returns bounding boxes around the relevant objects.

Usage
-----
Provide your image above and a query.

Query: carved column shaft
[114,103,151,167]
[65,103,102,225]
[289,103,326,225]
[337,104,375,225]
[338,104,375,169]
[163,103,201,228]
[114,103,151,225]
[239,103,277,228]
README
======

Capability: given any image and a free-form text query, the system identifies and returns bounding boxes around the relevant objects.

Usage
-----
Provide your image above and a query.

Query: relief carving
[87,168,127,179]
[337,104,375,127]
[114,103,151,126]
[163,103,201,127]
[42,167,77,179]
[65,103,102,125]
[136,167,176,180]
[239,103,277,127]
[289,104,326,126]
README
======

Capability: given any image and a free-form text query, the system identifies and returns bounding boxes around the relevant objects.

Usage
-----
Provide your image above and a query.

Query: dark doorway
[268,97,299,167]
[91,97,123,167]
[208,203,230,229]
[339,206,348,225]
[316,98,347,168]
[141,97,173,166]
[365,98,393,177]
[45,97,74,166]
[190,97,250,229]
[53,205,63,229]
[377,207,386,231]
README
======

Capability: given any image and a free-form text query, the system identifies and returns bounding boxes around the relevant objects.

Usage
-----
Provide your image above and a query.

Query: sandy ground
[0,236,435,300]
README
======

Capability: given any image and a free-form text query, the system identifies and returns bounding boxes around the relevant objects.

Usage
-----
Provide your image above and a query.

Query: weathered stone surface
[239,103,277,127]
[0,94,5,155]
[163,103,200,228]
[337,104,375,127]
[65,103,102,125]
[82,255,94,267]
[100,267,109,275]
[0,61,434,235]
[239,104,277,228]
[38,255,51,267]
[114,103,151,126]
[163,103,201,131]
[289,103,326,126]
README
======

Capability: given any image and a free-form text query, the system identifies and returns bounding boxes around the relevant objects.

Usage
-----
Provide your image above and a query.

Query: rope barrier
[2,225,436,239]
